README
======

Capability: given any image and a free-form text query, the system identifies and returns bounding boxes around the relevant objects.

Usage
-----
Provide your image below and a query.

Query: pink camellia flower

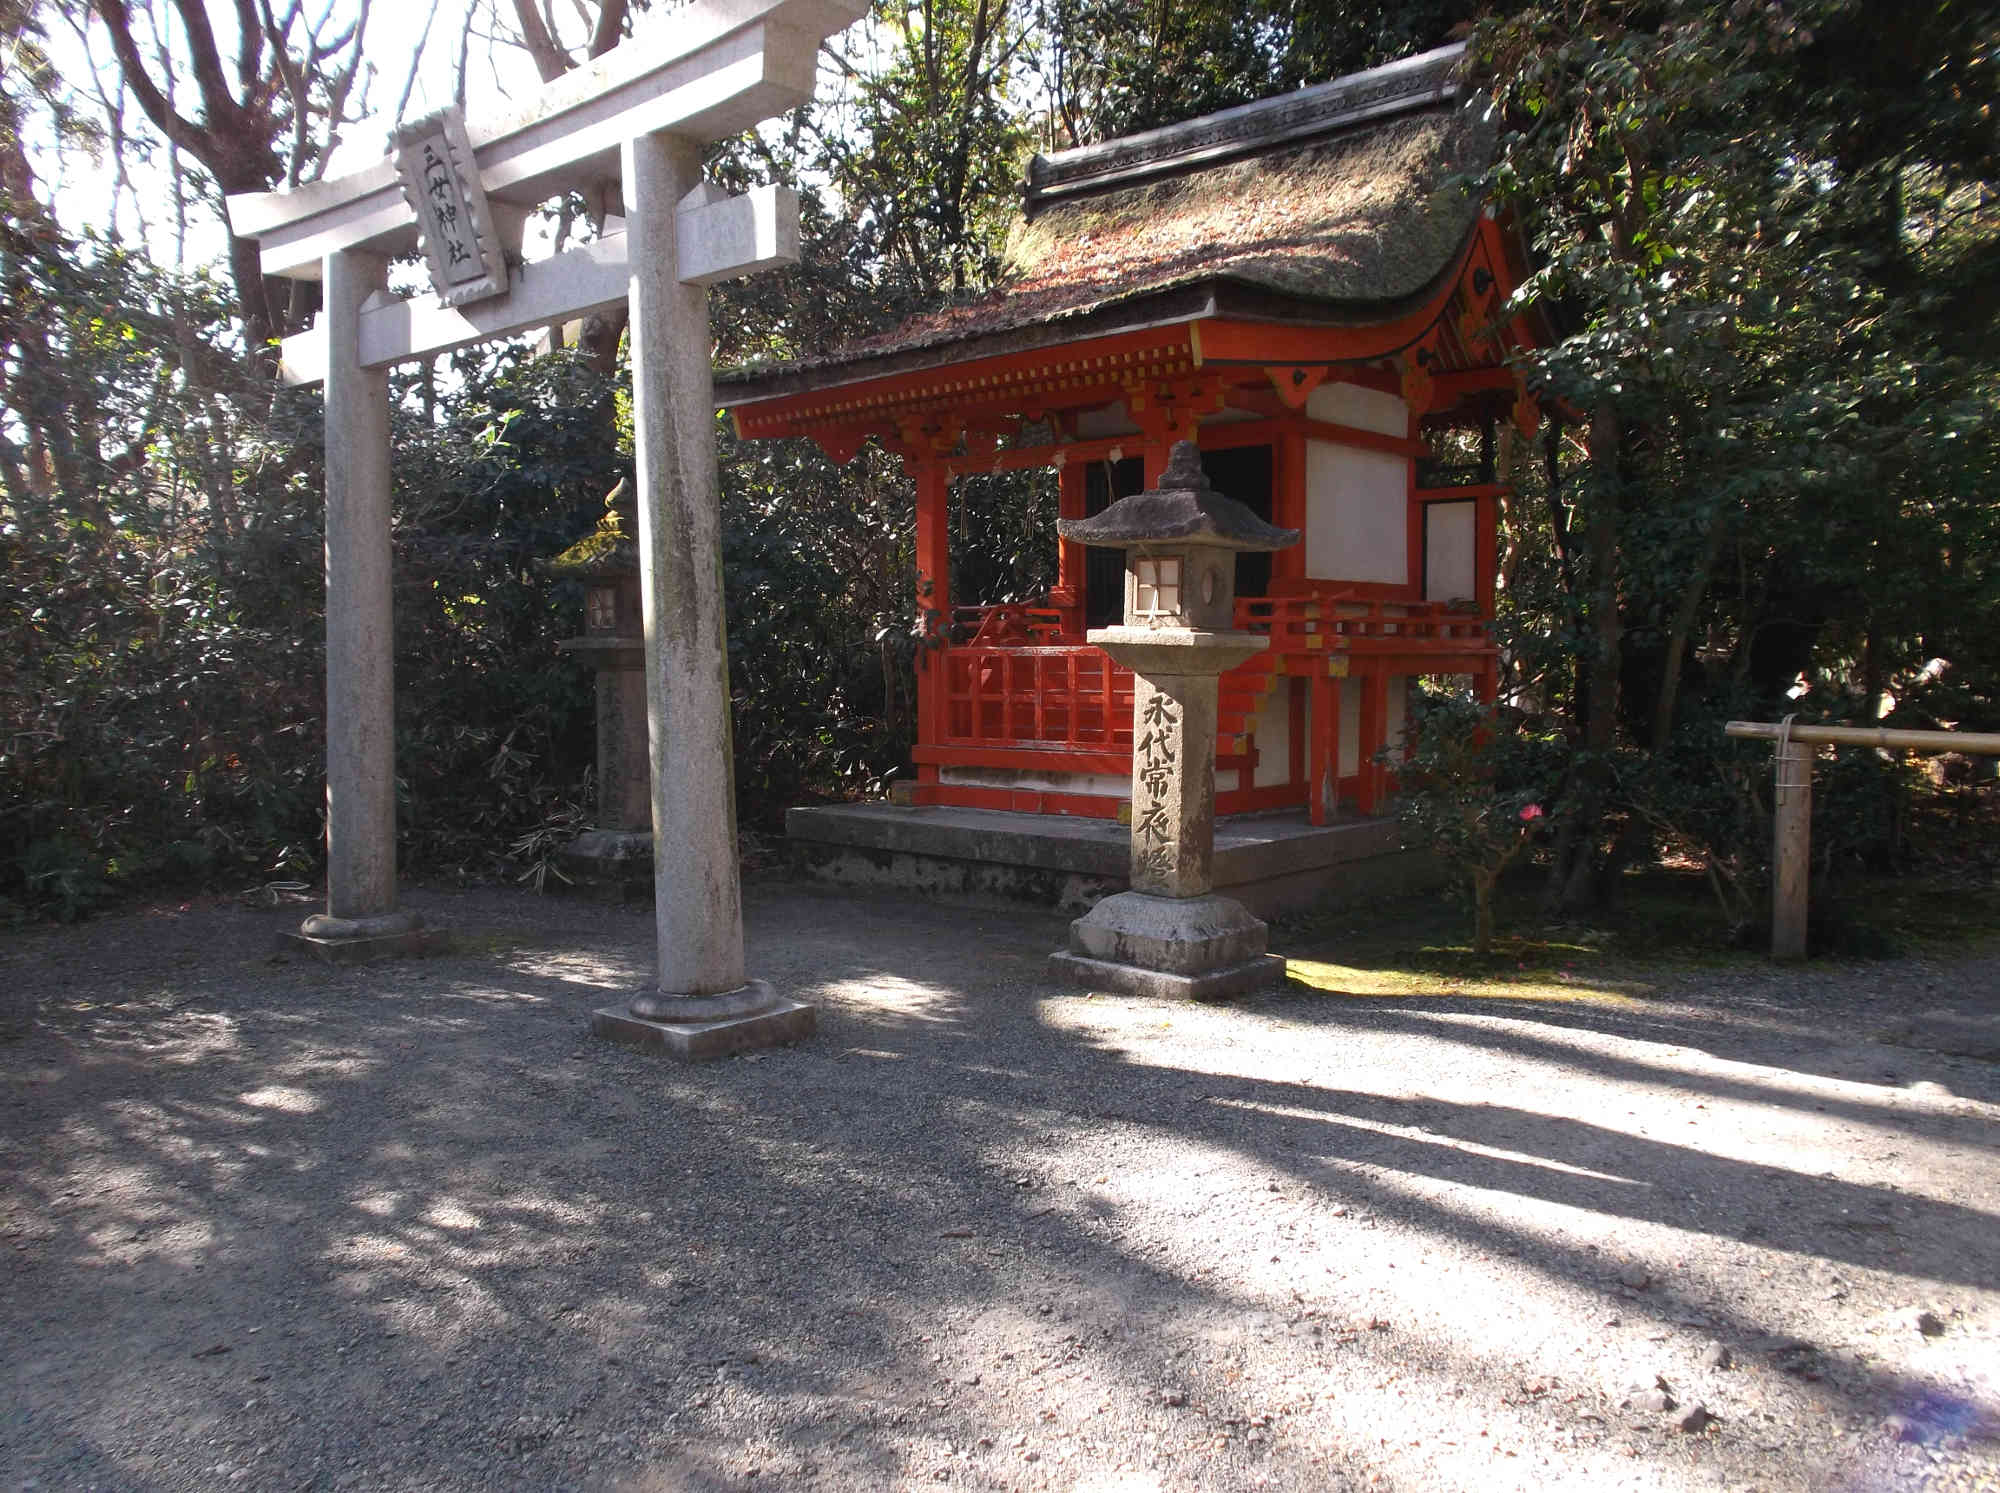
[1519,803,1545,822]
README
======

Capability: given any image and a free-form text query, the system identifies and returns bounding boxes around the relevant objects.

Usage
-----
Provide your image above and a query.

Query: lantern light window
[1134,556,1182,620]
[587,587,618,632]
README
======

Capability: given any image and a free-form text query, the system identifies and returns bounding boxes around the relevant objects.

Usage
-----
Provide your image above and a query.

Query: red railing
[942,645,1131,748]
[949,604,1070,647]
[1238,591,1489,655]
[935,589,1492,755]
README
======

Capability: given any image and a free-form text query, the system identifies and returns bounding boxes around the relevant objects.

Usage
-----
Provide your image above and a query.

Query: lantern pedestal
[557,829,655,901]
[1051,891,1284,1000]
[288,909,451,965]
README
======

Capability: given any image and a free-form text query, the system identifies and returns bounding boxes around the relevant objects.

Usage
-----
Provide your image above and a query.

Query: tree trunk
[1651,511,1725,752]
[1551,402,1624,913]
[1583,405,1622,756]
[577,308,629,376]
[1543,416,1576,590]
[1862,623,1884,723]
[226,224,283,371]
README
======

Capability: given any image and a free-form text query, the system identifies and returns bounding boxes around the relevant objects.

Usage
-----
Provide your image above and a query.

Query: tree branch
[587,0,623,59]
[233,0,263,93]
[508,0,571,83]
[91,0,211,164]
[170,0,249,140]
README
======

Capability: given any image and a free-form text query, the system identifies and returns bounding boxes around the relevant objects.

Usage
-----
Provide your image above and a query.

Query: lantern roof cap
[1057,442,1300,552]
[546,479,640,579]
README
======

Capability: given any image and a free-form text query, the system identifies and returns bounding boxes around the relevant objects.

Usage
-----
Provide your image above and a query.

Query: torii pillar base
[591,981,816,1061]
[1051,890,1285,1001]
[287,911,451,965]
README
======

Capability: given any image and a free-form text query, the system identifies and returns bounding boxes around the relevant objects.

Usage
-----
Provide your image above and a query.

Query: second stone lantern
[1050,439,1300,1000]
[547,479,654,900]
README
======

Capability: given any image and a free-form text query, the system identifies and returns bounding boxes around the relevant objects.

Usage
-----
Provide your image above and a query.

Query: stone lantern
[547,479,653,898]
[1049,440,1299,999]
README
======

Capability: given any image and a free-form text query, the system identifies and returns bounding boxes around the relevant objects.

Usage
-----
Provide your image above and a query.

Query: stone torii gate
[227,0,859,1056]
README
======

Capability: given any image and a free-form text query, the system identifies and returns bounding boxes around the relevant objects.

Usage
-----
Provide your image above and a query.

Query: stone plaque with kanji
[392,107,509,307]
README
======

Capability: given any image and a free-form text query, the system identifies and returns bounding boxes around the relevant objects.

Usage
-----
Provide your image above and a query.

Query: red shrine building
[721,43,1541,832]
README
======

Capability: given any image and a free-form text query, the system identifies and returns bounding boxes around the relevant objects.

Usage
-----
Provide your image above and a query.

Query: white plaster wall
[1305,441,1408,583]
[1074,402,1141,439]
[942,767,1129,797]
[1251,685,1292,787]
[1308,677,1411,783]
[1306,381,1408,436]
[1424,499,1479,603]
[1338,679,1360,778]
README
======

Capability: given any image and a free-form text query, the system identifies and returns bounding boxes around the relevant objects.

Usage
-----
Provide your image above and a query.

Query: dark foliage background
[3,0,1996,931]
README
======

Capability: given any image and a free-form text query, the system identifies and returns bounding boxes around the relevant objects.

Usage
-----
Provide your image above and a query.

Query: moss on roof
[722,105,1489,390]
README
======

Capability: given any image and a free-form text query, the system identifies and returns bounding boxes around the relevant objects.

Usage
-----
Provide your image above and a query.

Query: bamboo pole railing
[1724,718,2000,959]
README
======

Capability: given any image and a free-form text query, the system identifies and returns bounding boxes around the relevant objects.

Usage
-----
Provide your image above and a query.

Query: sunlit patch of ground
[819,972,969,1025]
[1284,955,1653,1006]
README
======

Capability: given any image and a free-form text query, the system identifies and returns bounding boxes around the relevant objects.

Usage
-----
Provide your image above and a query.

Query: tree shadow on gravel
[1045,1042,1997,1287]
[0,884,1993,1493]
[1262,994,1996,1145]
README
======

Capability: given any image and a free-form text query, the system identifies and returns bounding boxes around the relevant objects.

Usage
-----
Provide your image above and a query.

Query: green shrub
[1394,693,1566,954]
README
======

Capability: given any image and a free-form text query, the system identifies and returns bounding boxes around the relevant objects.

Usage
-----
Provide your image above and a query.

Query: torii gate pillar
[297,246,424,952]
[590,130,815,1053]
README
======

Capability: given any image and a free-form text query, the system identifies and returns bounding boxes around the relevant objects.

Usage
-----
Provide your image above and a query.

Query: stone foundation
[787,803,1439,917]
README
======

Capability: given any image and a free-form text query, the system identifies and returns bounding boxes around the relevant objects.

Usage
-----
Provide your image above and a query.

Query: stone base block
[1050,950,1287,1002]
[591,998,817,1060]
[1053,889,1282,1002]
[556,828,654,903]
[1066,890,1270,975]
[284,926,453,965]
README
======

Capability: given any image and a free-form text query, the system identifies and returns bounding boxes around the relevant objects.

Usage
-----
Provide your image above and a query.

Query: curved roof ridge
[1023,42,1466,216]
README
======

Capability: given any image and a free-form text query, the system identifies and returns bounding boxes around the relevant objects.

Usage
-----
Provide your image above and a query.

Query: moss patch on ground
[1270,864,2000,1007]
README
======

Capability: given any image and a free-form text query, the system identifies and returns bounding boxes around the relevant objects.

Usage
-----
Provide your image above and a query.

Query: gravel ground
[1,880,1997,1493]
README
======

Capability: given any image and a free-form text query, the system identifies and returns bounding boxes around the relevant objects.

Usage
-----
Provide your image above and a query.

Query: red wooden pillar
[914,462,951,775]
[1309,672,1340,825]
[1288,676,1307,793]
[1476,486,1501,708]
[1133,399,1176,488]
[1273,428,1308,586]
[1475,489,1499,620]
[1055,459,1086,636]
[1356,669,1390,816]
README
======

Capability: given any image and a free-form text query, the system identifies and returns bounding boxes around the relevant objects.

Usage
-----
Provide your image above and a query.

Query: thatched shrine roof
[719,43,1486,403]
